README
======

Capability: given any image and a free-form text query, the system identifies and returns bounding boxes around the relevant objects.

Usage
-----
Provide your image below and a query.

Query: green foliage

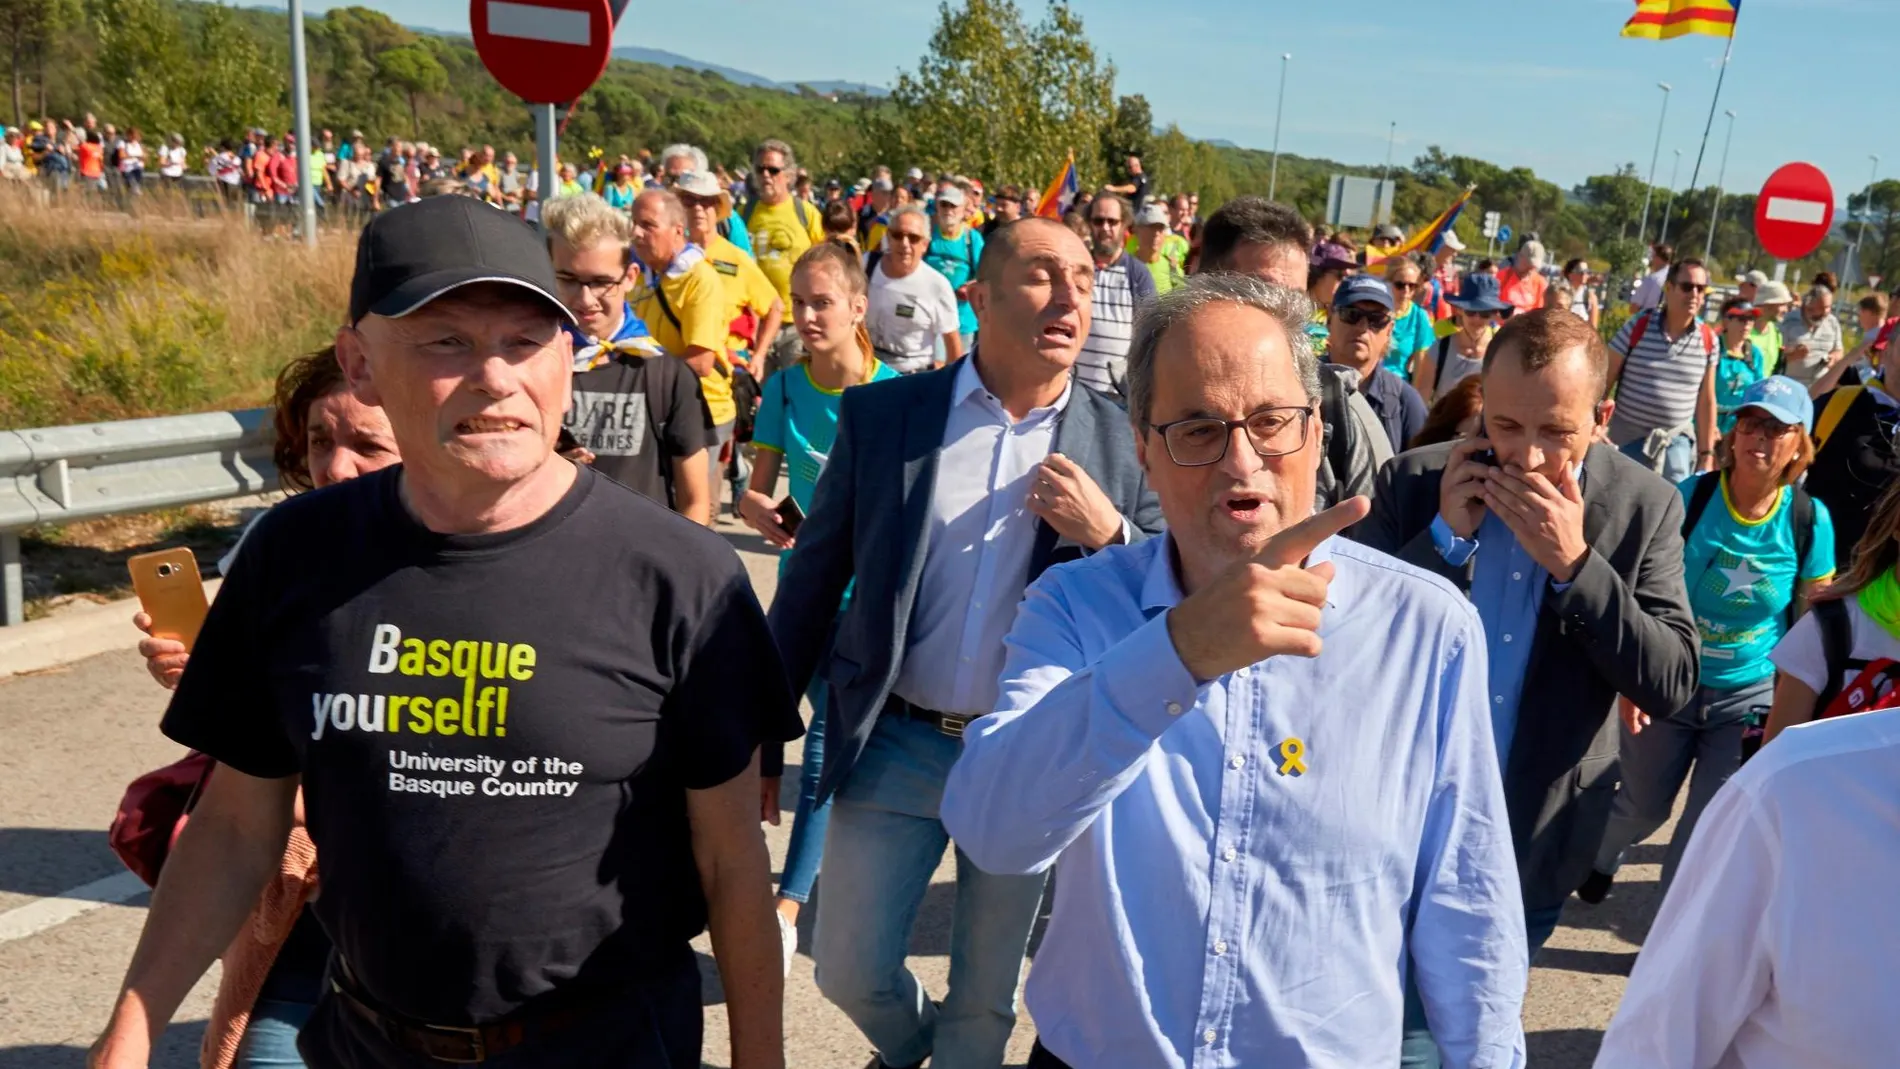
[883,0,1113,191]
[1099,93,1150,177]
[375,42,447,137]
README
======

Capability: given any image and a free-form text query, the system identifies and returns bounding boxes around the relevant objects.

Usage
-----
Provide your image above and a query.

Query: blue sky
[308,0,1885,205]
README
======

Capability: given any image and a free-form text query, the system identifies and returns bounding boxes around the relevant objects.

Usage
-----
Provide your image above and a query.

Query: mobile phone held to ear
[128,548,209,650]
[776,495,805,537]
[1472,416,1499,467]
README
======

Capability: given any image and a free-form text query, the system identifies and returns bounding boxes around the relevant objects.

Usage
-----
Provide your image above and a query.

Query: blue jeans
[812,714,1047,1069]
[777,677,830,904]
[237,998,315,1068]
[1618,431,1696,484]
[1399,904,1564,1067]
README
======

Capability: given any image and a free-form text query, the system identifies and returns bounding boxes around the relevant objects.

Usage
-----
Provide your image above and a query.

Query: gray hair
[1125,274,1322,427]
[885,203,929,244]
[657,143,707,173]
[754,137,796,168]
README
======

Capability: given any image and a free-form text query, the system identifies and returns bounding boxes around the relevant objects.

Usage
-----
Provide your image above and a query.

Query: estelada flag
[1364,187,1475,276]
[1034,152,1080,219]
[1621,0,1739,40]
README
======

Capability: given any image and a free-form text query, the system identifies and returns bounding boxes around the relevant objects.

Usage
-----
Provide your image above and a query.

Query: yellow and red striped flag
[1621,0,1739,40]
[1034,152,1080,220]
[1365,187,1475,277]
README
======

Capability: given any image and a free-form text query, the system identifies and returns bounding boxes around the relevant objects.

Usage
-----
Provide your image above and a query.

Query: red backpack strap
[1626,310,1652,353]
[1699,322,1718,356]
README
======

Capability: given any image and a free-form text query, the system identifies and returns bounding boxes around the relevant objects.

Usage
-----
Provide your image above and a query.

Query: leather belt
[885,695,978,739]
[329,958,607,1064]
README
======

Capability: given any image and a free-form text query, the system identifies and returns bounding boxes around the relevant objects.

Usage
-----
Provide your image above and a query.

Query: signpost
[1753,162,1836,262]
[1482,210,1501,257]
[470,0,616,209]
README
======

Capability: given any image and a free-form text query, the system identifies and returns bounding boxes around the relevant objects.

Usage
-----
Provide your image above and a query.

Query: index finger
[1257,496,1371,568]
[1448,434,1493,464]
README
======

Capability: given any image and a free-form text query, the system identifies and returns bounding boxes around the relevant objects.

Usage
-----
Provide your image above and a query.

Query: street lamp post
[1637,81,1671,246]
[1379,120,1396,224]
[1703,109,1736,263]
[288,0,316,247]
[1659,148,1683,244]
[1852,154,1880,285]
[1268,53,1291,202]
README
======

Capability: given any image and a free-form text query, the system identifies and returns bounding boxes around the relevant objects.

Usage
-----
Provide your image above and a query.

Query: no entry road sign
[1754,163,1836,262]
[470,0,614,105]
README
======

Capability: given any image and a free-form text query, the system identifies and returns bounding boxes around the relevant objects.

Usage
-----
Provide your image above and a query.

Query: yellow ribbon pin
[1277,737,1308,776]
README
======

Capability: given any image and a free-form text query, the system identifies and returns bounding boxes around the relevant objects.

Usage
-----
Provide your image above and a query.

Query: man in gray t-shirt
[1779,287,1844,387]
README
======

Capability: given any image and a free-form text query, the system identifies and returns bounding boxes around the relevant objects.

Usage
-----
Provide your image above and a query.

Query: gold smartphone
[127,548,209,651]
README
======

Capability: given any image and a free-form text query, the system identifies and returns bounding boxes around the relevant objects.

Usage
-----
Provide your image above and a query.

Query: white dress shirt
[1594,707,1900,1069]
[893,356,1070,717]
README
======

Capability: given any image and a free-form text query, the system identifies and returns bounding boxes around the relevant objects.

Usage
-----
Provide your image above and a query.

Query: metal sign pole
[289,0,317,247]
[536,103,557,211]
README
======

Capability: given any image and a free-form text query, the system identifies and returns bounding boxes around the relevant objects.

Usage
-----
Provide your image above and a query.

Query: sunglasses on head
[1338,306,1392,330]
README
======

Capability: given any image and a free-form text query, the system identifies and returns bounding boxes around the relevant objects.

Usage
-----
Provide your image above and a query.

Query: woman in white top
[1414,272,1510,402]
[117,127,146,192]
[1561,259,1598,327]
[1764,477,1900,743]
[158,134,187,182]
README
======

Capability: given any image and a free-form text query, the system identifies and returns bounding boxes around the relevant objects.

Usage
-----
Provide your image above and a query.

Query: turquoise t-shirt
[602,182,637,210]
[753,360,900,511]
[924,225,983,336]
[1714,343,1765,433]
[1383,303,1436,380]
[1679,474,1837,689]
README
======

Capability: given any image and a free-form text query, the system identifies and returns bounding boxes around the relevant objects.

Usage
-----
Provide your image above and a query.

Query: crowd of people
[73,129,1900,1069]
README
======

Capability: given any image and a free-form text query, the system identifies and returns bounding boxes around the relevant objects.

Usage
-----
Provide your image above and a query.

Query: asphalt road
[0,518,1676,1068]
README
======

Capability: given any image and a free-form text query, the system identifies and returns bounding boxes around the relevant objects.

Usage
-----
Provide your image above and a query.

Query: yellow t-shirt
[746,198,826,323]
[630,258,736,426]
[704,235,780,362]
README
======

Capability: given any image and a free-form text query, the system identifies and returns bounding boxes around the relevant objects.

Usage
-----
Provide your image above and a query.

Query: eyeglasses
[555,274,623,297]
[1677,282,1708,294]
[1734,412,1799,439]
[1150,406,1316,466]
[1337,306,1393,330]
[887,231,927,245]
[757,165,784,177]
[1388,280,1418,291]
[1724,313,1756,323]
[1496,306,1517,320]
[1088,217,1122,227]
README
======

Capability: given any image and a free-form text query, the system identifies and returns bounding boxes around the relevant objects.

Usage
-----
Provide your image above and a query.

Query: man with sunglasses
[923,185,985,354]
[1356,308,1698,1066]
[744,138,826,378]
[1326,275,1427,455]
[1608,258,1720,483]
[867,204,964,373]
[942,273,1528,1069]
[1076,192,1157,395]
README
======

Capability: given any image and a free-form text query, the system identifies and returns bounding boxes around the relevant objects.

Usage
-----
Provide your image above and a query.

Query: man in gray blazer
[769,217,1162,1069]
[1354,309,1698,954]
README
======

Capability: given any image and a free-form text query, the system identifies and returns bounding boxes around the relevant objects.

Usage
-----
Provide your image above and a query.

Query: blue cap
[1445,272,1512,314]
[1332,274,1394,311]
[1736,375,1814,431]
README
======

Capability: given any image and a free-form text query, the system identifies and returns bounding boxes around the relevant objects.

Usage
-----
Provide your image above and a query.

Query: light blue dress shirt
[892,357,1070,716]
[942,534,1527,1069]
[1431,511,1549,765]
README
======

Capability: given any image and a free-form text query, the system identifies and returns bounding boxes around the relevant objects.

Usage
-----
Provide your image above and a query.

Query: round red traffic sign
[1753,162,1836,262]
[470,0,614,104]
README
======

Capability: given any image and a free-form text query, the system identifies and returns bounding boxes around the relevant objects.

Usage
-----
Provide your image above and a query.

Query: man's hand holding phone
[1439,434,1495,539]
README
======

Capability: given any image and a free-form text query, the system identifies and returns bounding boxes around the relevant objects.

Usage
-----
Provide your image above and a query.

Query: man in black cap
[1327,273,1427,455]
[88,196,797,1069]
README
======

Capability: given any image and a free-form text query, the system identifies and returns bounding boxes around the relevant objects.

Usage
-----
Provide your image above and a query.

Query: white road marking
[486,1,591,46]
[1764,197,1827,226]
[0,871,148,945]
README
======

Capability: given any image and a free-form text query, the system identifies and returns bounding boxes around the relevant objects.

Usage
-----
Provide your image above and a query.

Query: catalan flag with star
[1621,0,1739,40]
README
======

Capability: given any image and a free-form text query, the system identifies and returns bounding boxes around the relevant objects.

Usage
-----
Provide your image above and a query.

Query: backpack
[1809,384,1900,563]
[1625,309,1718,363]
[744,194,810,233]
[1810,597,1900,721]
[1680,471,1814,631]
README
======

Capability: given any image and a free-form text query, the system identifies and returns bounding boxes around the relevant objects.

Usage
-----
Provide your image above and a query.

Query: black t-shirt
[161,464,799,1027]
[1129,171,1150,213]
[566,353,710,506]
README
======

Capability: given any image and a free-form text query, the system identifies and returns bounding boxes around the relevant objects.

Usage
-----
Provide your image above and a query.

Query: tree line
[1,0,1878,282]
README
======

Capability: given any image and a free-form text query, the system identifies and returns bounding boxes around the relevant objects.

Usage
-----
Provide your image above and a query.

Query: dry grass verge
[0,187,354,429]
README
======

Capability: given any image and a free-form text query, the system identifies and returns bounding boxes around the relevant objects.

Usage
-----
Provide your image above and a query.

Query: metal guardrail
[0,410,277,626]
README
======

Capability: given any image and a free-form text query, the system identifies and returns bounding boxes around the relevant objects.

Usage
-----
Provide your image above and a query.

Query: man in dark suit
[1353,308,1698,1065]
[769,217,1163,1069]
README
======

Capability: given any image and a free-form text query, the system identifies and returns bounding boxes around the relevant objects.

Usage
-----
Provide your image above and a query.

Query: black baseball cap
[347,196,573,326]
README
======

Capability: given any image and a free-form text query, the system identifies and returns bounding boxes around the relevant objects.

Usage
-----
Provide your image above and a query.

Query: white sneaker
[777,908,797,977]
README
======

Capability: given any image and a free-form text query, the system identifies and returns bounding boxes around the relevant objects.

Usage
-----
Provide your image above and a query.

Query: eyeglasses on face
[1734,412,1799,439]
[1148,405,1317,466]
[555,274,622,296]
[887,231,927,245]
[1388,280,1418,291]
[1088,216,1123,227]
[1724,313,1755,323]
[1338,306,1393,330]
[1676,281,1708,294]
[756,165,784,177]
